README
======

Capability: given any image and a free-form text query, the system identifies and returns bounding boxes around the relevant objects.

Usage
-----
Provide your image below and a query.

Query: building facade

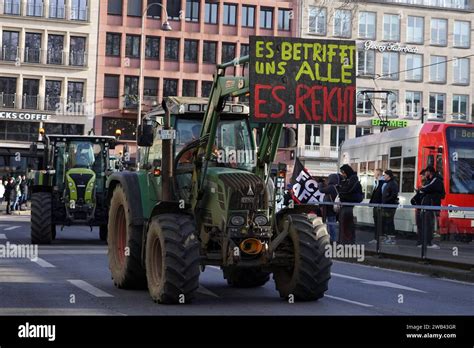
[0,0,99,176]
[96,0,298,157]
[298,0,474,176]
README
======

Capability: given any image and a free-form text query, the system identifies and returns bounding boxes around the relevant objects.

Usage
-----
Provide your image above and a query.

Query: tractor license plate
[158,130,176,140]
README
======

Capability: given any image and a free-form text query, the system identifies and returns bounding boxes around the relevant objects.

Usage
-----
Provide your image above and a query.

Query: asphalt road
[0,214,473,316]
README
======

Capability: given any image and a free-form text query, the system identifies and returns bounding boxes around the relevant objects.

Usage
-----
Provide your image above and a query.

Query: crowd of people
[0,175,29,214]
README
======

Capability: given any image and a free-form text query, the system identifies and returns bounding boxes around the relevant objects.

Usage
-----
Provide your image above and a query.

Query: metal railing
[24,47,41,63]
[0,93,17,108]
[22,94,40,110]
[69,50,87,66]
[47,49,65,65]
[0,45,19,61]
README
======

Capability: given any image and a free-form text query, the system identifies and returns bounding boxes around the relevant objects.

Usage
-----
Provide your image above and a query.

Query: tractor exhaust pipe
[239,238,264,255]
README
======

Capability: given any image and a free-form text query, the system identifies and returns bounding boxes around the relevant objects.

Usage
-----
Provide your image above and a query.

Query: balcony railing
[22,94,40,110]
[0,47,87,66]
[0,93,18,108]
[24,47,41,63]
[69,50,87,66]
[299,145,340,159]
[0,45,19,61]
[2,2,88,20]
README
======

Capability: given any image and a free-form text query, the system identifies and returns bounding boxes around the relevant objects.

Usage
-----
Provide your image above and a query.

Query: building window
[453,57,470,85]
[454,20,470,48]
[71,0,87,20]
[49,0,65,18]
[429,93,445,117]
[184,40,198,62]
[240,44,249,57]
[452,94,468,116]
[0,77,17,108]
[201,81,213,97]
[333,9,351,38]
[106,33,121,57]
[356,90,373,115]
[2,31,19,61]
[104,75,120,98]
[47,34,64,65]
[45,80,61,111]
[305,125,321,146]
[223,3,237,26]
[145,36,160,60]
[260,7,273,29]
[102,118,137,141]
[164,38,179,61]
[381,91,398,117]
[23,79,40,109]
[430,55,446,83]
[68,81,84,103]
[358,12,376,39]
[278,9,291,31]
[70,36,86,66]
[24,32,42,63]
[167,1,180,21]
[383,14,400,41]
[147,0,162,19]
[222,42,236,64]
[127,0,141,16]
[382,52,399,80]
[4,0,21,15]
[356,127,372,138]
[308,7,326,35]
[27,0,43,17]
[186,0,199,22]
[330,126,346,148]
[357,50,375,76]
[1,121,40,142]
[431,18,447,46]
[107,0,122,15]
[407,16,424,43]
[163,79,178,97]
[44,123,84,136]
[405,54,423,81]
[182,80,197,97]
[242,5,255,27]
[405,91,422,118]
[203,41,217,64]
[205,0,218,24]
[125,35,140,58]
[144,77,158,97]
[124,76,138,108]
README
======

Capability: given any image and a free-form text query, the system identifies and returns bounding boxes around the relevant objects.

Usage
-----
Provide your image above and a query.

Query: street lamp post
[137,3,172,126]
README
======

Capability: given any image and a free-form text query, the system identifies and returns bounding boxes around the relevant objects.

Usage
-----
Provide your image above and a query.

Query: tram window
[390,146,402,157]
[381,155,388,170]
[402,156,416,192]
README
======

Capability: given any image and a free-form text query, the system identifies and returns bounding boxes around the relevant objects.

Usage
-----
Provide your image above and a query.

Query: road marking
[0,234,7,240]
[67,280,113,298]
[3,226,20,231]
[197,285,219,298]
[31,257,55,268]
[37,250,107,255]
[325,295,373,308]
[332,272,426,293]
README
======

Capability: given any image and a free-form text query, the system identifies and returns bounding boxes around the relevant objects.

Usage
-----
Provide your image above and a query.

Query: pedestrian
[12,177,21,211]
[369,168,385,243]
[0,180,5,212]
[412,169,426,246]
[337,164,364,244]
[19,175,28,210]
[419,166,445,249]
[5,177,15,215]
[318,173,341,243]
[381,170,399,240]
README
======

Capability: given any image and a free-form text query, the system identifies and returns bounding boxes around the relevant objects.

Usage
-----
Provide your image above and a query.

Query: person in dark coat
[419,166,445,249]
[337,164,363,244]
[412,169,426,246]
[5,178,15,215]
[381,170,399,237]
[369,168,385,243]
[318,173,341,243]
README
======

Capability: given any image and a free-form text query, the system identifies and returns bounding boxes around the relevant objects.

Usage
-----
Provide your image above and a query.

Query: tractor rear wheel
[272,214,332,301]
[145,214,200,304]
[31,192,53,245]
[223,267,270,288]
[107,184,146,289]
[99,225,107,241]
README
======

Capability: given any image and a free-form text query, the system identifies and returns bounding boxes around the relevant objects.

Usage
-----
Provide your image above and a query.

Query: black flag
[290,158,325,204]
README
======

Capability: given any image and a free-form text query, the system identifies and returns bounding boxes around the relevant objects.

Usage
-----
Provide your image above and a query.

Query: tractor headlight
[254,215,268,226]
[230,215,245,226]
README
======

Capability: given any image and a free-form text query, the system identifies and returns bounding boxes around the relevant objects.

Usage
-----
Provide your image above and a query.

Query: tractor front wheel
[272,214,332,301]
[145,214,200,304]
[31,192,53,245]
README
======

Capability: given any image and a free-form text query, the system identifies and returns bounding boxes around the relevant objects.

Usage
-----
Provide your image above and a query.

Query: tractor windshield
[67,141,106,174]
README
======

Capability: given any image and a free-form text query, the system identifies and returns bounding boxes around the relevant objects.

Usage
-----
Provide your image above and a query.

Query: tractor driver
[74,143,94,168]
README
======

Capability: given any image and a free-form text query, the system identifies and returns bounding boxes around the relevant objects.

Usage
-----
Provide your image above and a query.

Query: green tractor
[106,57,332,303]
[30,132,117,244]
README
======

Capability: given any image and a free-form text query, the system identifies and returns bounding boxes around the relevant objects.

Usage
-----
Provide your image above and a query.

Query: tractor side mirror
[137,124,154,147]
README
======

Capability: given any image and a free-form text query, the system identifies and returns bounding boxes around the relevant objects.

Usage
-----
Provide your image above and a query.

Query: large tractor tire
[107,184,146,289]
[145,214,200,304]
[223,267,270,288]
[273,214,332,301]
[31,192,53,245]
[99,225,108,241]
